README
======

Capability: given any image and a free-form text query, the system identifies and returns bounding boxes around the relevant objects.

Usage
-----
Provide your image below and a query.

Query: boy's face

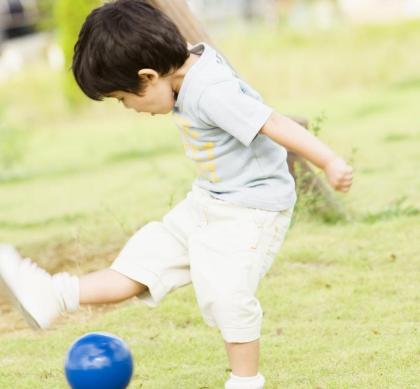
[109,71,176,115]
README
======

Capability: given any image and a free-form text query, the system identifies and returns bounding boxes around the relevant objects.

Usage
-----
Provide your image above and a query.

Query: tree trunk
[147,0,214,45]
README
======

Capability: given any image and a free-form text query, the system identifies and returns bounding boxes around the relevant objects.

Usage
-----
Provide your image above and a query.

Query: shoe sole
[0,272,41,330]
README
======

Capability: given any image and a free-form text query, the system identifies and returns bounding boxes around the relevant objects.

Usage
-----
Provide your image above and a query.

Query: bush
[53,0,101,105]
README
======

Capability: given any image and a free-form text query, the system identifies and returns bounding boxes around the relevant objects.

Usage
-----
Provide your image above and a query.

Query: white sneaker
[0,244,64,329]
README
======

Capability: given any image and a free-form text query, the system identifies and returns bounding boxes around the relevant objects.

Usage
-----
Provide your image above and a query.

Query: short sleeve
[198,81,273,146]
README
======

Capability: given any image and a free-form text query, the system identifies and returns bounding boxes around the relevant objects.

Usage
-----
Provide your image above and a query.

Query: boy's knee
[208,295,263,343]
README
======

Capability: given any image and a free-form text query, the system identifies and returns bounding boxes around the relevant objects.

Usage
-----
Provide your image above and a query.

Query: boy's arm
[260,112,353,192]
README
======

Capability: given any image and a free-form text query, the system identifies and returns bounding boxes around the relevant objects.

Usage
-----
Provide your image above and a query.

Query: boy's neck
[170,52,200,94]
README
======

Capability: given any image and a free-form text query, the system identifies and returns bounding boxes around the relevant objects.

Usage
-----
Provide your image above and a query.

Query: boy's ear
[138,69,159,84]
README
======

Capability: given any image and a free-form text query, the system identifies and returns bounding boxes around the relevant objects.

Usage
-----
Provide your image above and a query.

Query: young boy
[0,1,353,388]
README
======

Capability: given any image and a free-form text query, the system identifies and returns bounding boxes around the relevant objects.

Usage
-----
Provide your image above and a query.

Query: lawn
[0,21,419,388]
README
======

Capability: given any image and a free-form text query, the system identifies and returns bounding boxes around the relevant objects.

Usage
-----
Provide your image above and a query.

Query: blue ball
[64,332,134,389]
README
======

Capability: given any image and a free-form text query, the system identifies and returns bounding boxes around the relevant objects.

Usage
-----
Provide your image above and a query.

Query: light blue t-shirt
[173,43,296,211]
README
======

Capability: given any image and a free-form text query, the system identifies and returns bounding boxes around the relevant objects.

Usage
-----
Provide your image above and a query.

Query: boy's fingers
[337,185,350,192]
[341,173,353,182]
[343,182,352,190]
[335,179,352,192]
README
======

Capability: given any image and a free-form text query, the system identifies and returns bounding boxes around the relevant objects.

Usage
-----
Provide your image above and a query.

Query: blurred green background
[0,1,419,388]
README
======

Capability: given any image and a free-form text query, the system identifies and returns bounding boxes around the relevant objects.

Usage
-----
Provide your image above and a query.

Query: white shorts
[111,185,293,343]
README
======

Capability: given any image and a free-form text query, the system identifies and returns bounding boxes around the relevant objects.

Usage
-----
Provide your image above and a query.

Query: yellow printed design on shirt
[174,113,221,183]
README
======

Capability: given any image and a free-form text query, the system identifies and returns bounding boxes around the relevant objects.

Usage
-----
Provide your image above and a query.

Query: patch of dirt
[0,239,128,334]
[0,298,131,335]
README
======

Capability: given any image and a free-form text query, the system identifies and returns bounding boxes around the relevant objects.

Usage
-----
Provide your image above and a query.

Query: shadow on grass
[383,131,419,143]
[0,145,180,185]
[294,196,419,226]
[360,197,420,224]
[0,212,87,230]
[389,76,420,92]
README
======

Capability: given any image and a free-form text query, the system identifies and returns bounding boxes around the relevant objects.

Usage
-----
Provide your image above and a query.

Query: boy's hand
[323,156,353,192]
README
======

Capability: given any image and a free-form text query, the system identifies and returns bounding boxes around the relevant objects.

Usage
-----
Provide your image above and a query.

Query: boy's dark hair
[72,0,189,100]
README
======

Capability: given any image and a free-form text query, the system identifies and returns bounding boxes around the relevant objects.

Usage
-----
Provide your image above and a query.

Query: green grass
[0,21,419,388]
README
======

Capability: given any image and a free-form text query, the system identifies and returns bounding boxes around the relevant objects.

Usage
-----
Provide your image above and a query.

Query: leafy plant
[53,0,101,105]
[292,162,348,224]
[309,112,326,136]
[293,113,349,224]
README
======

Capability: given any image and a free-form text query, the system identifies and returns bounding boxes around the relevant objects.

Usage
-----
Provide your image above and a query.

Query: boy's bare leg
[79,268,147,304]
[224,339,259,376]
